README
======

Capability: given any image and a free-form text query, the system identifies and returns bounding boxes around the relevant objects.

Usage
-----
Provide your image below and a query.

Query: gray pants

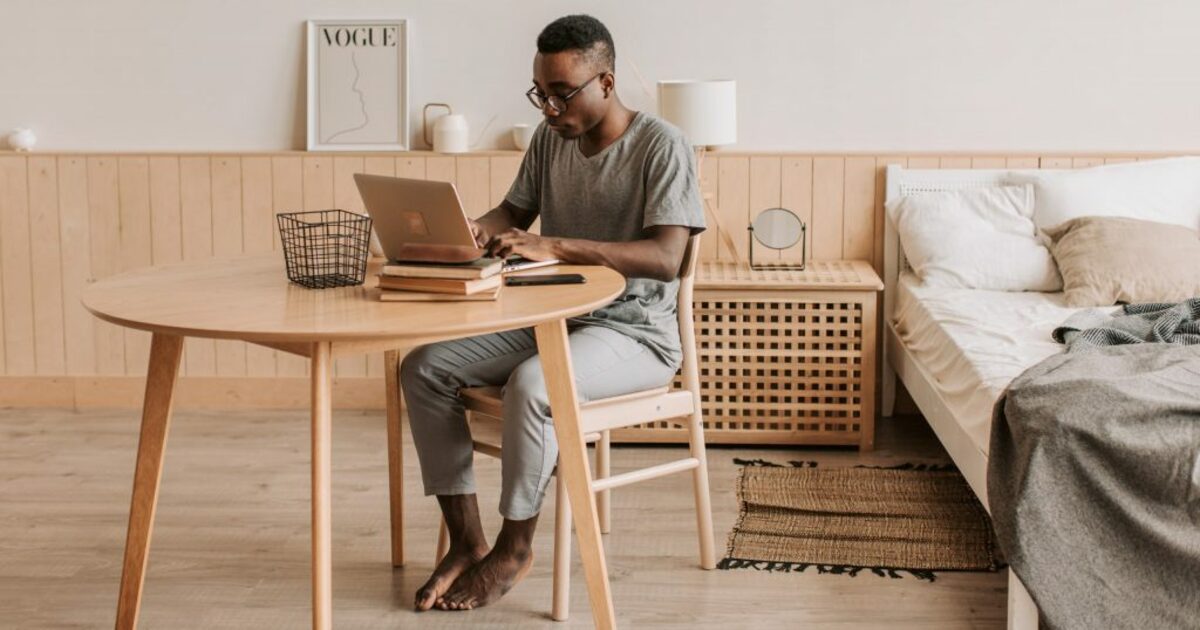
[400,325,676,520]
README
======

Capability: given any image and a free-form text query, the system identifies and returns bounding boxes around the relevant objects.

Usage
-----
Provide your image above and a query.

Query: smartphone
[505,273,587,287]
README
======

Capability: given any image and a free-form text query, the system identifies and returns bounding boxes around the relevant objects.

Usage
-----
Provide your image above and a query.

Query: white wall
[2,0,1199,152]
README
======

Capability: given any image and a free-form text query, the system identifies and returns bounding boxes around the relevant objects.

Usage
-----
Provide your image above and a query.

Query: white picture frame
[306,19,409,151]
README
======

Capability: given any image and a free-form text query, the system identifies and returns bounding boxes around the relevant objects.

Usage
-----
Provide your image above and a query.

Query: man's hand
[487,229,559,261]
[468,219,491,249]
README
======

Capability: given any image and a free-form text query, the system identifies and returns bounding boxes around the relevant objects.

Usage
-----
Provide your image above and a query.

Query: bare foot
[414,542,488,612]
[436,546,534,611]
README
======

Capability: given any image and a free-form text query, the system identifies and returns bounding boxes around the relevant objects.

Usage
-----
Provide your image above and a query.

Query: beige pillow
[1046,216,1200,307]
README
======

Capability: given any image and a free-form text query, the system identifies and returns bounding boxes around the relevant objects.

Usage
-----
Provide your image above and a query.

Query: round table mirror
[748,207,807,270]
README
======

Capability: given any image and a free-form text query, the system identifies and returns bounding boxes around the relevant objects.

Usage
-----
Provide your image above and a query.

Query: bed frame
[881,164,1047,630]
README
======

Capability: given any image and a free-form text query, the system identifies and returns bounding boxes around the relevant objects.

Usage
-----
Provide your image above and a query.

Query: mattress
[891,272,1115,458]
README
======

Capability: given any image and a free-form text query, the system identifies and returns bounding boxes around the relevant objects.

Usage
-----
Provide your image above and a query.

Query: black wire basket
[276,209,372,289]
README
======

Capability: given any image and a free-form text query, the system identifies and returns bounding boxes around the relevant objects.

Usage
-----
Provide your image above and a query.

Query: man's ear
[602,72,615,97]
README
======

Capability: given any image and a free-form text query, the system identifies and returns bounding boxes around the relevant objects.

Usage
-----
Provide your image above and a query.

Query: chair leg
[595,430,611,534]
[384,350,405,568]
[684,408,717,569]
[552,470,572,621]
[435,518,449,565]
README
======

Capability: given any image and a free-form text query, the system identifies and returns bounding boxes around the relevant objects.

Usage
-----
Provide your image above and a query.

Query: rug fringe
[716,557,938,582]
[733,457,955,472]
[733,457,818,468]
[854,462,958,472]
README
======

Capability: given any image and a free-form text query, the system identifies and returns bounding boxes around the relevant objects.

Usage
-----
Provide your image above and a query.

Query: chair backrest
[678,233,701,283]
[676,234,702,393]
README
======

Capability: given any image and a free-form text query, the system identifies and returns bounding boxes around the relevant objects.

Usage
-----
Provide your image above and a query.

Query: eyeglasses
[525,73,604,114]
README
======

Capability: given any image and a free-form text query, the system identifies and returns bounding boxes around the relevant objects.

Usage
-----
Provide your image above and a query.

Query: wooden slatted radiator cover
[611,261,883,449]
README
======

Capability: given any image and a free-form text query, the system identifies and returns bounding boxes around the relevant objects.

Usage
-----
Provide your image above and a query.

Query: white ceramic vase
[7,128,36,152]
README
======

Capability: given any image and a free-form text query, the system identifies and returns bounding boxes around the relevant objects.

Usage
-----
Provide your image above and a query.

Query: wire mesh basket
[276,209,372,289]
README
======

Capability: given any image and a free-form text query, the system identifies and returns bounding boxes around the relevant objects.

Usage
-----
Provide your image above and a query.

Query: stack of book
[377,257,505,302]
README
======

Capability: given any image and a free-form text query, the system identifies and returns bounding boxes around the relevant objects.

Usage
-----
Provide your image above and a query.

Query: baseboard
[0,376,387,410]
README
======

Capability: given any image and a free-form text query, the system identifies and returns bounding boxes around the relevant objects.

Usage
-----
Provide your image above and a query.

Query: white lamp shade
[657,79,737,147]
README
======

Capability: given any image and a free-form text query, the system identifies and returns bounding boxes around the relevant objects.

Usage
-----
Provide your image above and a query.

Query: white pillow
[887,184,1062,291]
[1006,156,1200,232]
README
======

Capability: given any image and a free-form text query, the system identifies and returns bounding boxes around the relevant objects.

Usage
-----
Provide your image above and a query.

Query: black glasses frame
[525,73,605,114]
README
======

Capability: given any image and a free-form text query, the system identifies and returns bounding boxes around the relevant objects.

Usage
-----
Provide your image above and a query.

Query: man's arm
[470,200,538,248]
[487,225,691,283]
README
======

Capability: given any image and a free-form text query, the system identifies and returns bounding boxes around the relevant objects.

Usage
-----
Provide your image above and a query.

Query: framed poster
[306,19,409,151]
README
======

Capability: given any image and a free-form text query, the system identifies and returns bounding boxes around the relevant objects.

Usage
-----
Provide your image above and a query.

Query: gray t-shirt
[505,112,706,368]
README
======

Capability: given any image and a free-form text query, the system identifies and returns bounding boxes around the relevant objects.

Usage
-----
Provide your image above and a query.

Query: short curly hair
[536,14,615,73]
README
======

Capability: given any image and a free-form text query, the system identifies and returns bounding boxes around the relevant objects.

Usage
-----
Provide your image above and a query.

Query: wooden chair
[424,234,716,621]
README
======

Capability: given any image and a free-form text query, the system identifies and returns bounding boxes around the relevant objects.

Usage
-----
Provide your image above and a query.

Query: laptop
[353,174,558,272]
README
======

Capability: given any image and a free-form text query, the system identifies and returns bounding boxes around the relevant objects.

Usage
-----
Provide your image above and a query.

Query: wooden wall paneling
[0,157,34,375]
[210,158,246,378]
[241,157,279,378]
[874,156,906,272]
[716,157,749,263]
[906,156,940,170]
[117,157,154,376]
[58,156,96,375]
[811,157,845,260]
[1006,156,1039,169]
[488,156,521,207]
[333,156,366,214]
[939,156,972,169]
[1040,156,1073,169]
[395,156,426,180]
[27,157,67,375]
[302,156,335,210]
[425,156,456,184]
[970,156,1007,169]
[842,157,876,263]
[148,157,183,266]
[748,157,781,261]
[332,156,368,378]
[87,157,126,376]
[779,157,813,263]
[698,152,720,261]
[271,156,309,377]
[179,156,216,376]
[455,157,490,219]
[363,157,396,380]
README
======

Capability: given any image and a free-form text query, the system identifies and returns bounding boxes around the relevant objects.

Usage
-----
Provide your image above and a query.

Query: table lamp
[658,79,740,261]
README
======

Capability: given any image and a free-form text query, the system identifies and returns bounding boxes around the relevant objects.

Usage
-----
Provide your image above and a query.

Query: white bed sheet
[891,271,1114,457]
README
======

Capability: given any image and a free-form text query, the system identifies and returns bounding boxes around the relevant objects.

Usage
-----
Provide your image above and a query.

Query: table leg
[384,350,405,567]
[533,320,617,630]
[311,342,333,630]
[115,333,184,630]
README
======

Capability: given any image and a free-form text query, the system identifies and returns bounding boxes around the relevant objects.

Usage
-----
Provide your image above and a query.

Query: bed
[880,165,1056,630]
[881,160,1200,630]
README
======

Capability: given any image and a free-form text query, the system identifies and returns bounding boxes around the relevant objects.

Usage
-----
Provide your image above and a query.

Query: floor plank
[0,408,1005,628]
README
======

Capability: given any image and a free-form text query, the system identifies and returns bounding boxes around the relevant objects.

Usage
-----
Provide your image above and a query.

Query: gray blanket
[1053,298,1200,352]
[988,303,1200,630]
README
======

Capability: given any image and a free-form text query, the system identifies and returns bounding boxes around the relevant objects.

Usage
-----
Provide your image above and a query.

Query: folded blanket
[1053,297,1200,352]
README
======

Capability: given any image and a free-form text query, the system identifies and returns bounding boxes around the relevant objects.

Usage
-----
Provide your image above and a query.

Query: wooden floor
[0,407,1006,629]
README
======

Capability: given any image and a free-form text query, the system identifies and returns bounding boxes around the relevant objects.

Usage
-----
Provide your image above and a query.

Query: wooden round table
[84,255,625,630]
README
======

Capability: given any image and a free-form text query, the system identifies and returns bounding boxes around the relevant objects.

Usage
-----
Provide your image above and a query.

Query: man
[401,14,705,612]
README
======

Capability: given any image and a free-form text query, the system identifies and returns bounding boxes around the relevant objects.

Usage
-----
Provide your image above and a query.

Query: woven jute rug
[717,460,1003,581]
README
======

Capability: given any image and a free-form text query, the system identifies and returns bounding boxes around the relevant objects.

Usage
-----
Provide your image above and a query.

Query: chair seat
[463,386,603,449]
[460,384,694,436]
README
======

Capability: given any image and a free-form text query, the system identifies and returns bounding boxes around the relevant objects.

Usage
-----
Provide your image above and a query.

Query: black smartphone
[505,273,587,287]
